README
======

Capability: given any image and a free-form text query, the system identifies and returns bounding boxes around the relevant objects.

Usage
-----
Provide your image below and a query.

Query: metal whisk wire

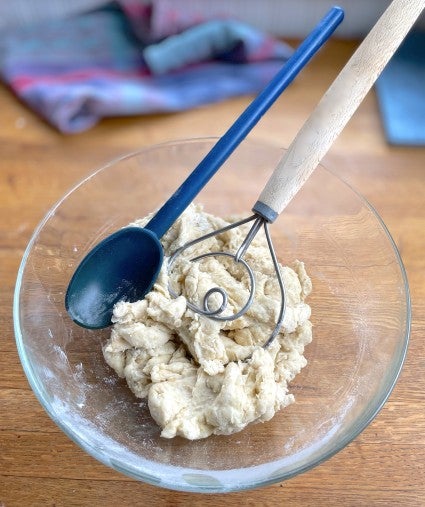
[167,214,286,348]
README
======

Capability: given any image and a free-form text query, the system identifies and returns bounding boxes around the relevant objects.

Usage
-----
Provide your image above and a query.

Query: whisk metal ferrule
[252,201,278,223]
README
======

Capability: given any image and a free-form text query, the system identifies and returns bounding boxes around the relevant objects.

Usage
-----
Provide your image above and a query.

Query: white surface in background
[3,0,424,37]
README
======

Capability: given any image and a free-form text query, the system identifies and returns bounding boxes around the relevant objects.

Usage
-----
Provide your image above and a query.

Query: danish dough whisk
[167,0,424,347]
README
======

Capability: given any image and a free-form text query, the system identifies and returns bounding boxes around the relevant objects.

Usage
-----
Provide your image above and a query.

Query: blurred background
[0,0,423,143]
[1,0,424,36]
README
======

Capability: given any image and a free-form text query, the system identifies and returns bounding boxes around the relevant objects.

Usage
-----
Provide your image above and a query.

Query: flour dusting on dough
[103,204,312,440]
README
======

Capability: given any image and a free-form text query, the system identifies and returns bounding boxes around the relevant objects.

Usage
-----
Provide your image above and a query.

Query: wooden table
[1,40,424,506]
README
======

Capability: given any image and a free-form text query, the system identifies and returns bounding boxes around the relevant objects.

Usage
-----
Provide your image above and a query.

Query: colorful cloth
[0,1,292,134]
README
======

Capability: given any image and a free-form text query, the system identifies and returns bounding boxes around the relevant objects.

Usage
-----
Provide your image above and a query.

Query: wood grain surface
[1,40,424,506]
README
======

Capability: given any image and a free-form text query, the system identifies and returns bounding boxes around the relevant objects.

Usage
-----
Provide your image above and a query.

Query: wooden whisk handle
[253,0,424,221]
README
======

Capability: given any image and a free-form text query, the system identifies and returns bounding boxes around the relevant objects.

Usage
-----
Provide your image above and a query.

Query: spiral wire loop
[167,214,286,348]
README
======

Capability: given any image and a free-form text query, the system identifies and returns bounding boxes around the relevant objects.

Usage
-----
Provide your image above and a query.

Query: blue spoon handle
[146,6,344,239]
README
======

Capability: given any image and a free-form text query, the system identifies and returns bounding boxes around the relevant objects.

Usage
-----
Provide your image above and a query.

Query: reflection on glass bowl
[14,138,410,493]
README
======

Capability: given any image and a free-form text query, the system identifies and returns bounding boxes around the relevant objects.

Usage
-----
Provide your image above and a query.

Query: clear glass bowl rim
[13,137,411,493]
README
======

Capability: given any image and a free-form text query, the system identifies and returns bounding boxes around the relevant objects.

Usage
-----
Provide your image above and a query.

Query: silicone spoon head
[65,227,163,329]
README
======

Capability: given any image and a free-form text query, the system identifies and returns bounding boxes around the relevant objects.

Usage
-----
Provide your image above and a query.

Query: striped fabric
[0,1,292,133]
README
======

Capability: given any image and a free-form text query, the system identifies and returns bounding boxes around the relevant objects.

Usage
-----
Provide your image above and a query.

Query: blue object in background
[376,30,425,146]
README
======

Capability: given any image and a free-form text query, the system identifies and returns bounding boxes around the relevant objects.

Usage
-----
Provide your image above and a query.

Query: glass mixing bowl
[14,138,410,493]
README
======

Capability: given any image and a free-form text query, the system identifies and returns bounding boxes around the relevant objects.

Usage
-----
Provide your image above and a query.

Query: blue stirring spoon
[65,6,344,329]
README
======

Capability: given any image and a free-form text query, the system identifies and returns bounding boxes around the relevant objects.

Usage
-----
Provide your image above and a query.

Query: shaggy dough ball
[103,204,312,440]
